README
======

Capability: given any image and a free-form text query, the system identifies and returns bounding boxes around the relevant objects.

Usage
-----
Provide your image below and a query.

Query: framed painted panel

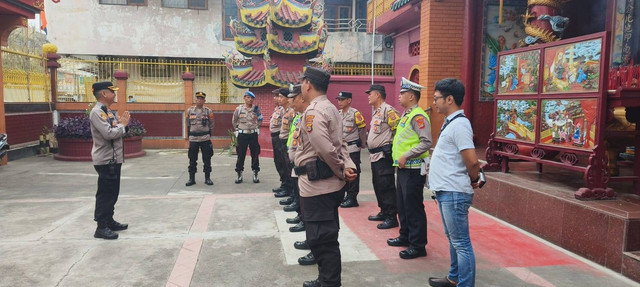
[495,99,537,143]
[542,38,602,94]
[497,50,540,95]
[540,98,598,151]
[479,1,527,101]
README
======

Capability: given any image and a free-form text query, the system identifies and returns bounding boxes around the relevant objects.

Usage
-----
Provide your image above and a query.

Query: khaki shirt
[90,102,126,165]
[399,105,433,160]
[340,107,367,154]
[232,104,263,131]
[289,112,302,176]
[186,106,214,142]
[269,106,284,134]
[294,96,356,198]
[279,106,295,140]
[367,102,400,162]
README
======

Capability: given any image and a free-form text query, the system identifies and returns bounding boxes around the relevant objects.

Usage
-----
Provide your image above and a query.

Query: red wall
[6,112,53,145]
[393,27,421,94]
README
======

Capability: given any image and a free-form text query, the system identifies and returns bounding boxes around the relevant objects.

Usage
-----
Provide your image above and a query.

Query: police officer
[388,77,432,259]
[270,88,287,193]
[336,91,367,208]
[232,91,263,183]
[365,84,401,229]
[185,92,215,186]
[89,81,130,240]
[295,67,357,287]
[277,88,297,206]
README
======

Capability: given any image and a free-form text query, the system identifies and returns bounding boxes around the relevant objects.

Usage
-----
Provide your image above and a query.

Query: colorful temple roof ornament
[236,0,269,28]
[230,19,267,56]
[391,0,413,11]
[266,23,325,55]
[270,0,316,28]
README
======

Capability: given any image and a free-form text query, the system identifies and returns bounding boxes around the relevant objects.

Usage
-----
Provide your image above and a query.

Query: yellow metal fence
[332,63,394,76]
[1,48,50,103]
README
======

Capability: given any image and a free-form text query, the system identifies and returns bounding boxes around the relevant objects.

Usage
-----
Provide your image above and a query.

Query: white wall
[323,32,393,64]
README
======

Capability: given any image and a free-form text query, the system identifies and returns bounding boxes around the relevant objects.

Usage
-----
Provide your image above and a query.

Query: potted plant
[53,108,147,161]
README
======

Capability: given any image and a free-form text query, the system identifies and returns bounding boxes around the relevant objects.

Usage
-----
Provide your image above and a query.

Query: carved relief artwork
[496,99,538,143]
[498,50,540,95]
[540,98,598,150]
[543,39,602,93]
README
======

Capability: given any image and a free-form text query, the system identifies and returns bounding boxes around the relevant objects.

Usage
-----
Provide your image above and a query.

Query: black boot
[253,170,259,183]
[283,201,299,212]
[204,173,213,185]
[235,171,243,184]
[94,227,118,240]
[185,173,196,186]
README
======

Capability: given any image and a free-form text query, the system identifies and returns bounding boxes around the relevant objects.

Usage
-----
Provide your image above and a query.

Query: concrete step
[623,251,640,282]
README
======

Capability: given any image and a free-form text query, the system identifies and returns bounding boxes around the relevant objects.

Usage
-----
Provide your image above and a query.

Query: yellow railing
[57,56,244,103]
[367,0,394,30]
[1,47,50,102]
[332,63,394,76]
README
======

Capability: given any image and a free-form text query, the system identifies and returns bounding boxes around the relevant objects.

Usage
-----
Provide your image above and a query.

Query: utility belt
[294,158,334,181]
[188,131,210,136]
[347,139,361,146]
[368,144,392,154]
[238,129,259,134]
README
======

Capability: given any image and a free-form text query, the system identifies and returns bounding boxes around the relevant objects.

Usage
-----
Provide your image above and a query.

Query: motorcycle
[0,133,9,162]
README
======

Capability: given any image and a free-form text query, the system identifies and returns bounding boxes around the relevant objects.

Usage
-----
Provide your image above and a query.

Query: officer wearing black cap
[296,67,357,287]
[89,81,130,240]
[270,87,287,194]
[185,92,215,186]
[366,83,401,230]
[336,91,367,208]
[232,90,264,183]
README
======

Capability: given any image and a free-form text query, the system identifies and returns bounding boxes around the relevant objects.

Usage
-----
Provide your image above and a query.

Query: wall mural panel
[495,99,537,143]
[497,50,540,95]
[542,38,602,93]
[540,98,598,151]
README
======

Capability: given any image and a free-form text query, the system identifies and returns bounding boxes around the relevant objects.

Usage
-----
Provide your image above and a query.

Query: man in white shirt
[428,78,481,287]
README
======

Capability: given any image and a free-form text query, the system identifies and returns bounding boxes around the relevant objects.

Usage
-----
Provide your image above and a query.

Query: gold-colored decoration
[42,43,58,54]
[524,25,558,43]
[527,0,564,10]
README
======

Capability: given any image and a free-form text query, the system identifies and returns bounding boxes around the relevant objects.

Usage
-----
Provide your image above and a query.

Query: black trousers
[271,133,285,184]
[344,151,361,200]
[371,157,397,218]
[235,133,260,172]
[188,140,213,174]
[278,139,294,190]
[396,168,427,249]
[300,187,345,287]
[94,163,122,228]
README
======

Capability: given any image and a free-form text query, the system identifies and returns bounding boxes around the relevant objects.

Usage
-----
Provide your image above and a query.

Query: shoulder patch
[100,112,108,120]
[415,116,426,129]
[387,109,400,130]
[305,115,315,133]
[354,111,366,129]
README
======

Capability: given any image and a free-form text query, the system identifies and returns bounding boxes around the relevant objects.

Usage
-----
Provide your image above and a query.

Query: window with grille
[283,31,293,42]
[99,0,146,5]
[162,0,207,9]
[409,41,420,57]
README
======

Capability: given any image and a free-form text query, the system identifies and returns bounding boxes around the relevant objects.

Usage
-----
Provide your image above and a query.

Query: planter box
[54,136,146,161]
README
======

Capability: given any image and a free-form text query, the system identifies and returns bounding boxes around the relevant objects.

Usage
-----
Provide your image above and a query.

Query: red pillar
[113,70,129,113]
[46,53,61,104]
[460,0,476,119]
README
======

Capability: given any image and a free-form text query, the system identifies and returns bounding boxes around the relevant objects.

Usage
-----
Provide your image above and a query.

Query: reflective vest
[287,114,301,148]
[392,107,430,168]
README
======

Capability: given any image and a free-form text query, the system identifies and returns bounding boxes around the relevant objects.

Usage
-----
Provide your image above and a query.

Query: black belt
[189,131,209,136]
[347,139,360,146]
[368,144,391,154]
[270,132,279,136]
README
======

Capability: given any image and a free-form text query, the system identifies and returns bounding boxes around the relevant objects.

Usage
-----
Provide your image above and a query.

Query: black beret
[299,67,330,89]
[272,87,289,96]
[92,81,118,92]
[365,84,385,94]
[336,91,352,99]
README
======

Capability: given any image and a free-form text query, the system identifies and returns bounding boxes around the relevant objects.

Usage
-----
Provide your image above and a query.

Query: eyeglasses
[433,95,449,101]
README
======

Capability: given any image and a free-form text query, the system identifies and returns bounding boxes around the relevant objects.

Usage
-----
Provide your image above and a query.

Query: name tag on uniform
[189,115,196,119]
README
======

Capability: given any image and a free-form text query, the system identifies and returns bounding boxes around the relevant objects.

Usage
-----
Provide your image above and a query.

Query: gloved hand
[256,129,260,135]
[234,130,239,138]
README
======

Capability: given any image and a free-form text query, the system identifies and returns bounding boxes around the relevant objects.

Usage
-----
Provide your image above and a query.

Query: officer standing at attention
[295,67,357,287]
[185,92,215,186]
[89,81,130,240]
[269,88,287,193]
[365,84,401,229]
[232,91,264,184]
[336,91,367,208]
[277,89,297,206]
[388,77,432,259]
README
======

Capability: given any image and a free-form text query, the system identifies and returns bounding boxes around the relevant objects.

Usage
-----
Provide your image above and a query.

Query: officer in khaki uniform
[185,92,215,186]
[89,81,130,240]
[366,84,401,230]
[232,91,264,183]
[269,88,287,193]
[336,91,367,208]
[294,67,357,287]
[387,77,433,260]
[277,90,297,206]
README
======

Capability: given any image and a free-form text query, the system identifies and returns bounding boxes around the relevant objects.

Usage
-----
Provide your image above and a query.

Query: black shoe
[279,196,294,206]
[340,198,359,208]
[377,218,399,229]
[185,179,196,186]
[302,279,320,287]
[289,221,305,232]
[428,277,457,287]
[294,240,310,250]
[387,237,409,247]
[399,247,427,259]
[108,220,128,231]
[235,172,243,184]
[298,252,316,265]
[204,178,213,185]
[274,190,291,198]
[272,186,284,193]
[286,215,301,224]
[253,171,259,183]
[283,201,299,212]
[94,227,118,240]
[368,212,385,221]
